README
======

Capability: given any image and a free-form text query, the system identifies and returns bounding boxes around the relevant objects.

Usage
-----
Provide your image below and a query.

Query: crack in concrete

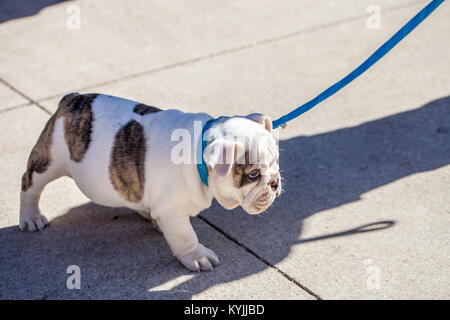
[197,214,323,300]
[0,78,52,115]
[0,102,33,115]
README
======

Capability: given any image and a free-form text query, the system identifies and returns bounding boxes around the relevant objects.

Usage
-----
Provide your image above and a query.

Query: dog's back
[19,93,211,231]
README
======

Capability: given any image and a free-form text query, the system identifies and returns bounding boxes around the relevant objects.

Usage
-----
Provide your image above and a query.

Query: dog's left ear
[204,139,244,177]
[246,113,272,133]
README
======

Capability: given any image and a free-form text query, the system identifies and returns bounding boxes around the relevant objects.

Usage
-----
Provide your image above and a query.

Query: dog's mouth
[242,188,277,215]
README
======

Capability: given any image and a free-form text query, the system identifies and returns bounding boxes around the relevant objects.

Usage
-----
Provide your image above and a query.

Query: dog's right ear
[246,113,273,133]
[204,139,243,177]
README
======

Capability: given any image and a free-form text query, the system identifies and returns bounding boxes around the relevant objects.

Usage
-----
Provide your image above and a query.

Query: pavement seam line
[35,0,424,103]
[0,102,33,115]
[197,214,323,300]
[0,78,52,115]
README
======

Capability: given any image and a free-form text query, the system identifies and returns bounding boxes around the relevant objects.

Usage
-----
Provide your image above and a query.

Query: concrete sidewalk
[0,0,449,299]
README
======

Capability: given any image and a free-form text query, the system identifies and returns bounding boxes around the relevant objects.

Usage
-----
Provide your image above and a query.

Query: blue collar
[197,116,227,186]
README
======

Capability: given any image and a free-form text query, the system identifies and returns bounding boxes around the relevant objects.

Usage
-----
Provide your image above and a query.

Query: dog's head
[204,113,281,214]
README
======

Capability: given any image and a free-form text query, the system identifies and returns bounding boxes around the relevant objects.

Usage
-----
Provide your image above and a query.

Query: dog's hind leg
[20,171,53,232]
[20,114,66,232]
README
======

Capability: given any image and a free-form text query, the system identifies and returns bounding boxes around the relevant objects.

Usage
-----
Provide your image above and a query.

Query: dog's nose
[270,178,279,191]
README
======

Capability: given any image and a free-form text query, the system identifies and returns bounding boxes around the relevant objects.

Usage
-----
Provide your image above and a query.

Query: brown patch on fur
[133,103,161,116]
[109,120,146,203]
[21,114,58,192]
[21,92,98,191]
[58,93,98,162]
[232,152,259,188]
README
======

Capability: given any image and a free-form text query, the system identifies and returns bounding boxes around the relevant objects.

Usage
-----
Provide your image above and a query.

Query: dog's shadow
[0,96,448,299]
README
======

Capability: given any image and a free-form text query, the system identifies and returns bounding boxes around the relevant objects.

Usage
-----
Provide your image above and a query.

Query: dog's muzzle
[243,180,280,215]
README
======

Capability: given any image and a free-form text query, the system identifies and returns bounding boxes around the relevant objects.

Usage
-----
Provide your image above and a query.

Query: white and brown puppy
[20,93,281,272]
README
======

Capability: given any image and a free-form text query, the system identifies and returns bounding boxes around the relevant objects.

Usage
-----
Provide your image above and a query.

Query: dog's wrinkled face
[204,114,281,214]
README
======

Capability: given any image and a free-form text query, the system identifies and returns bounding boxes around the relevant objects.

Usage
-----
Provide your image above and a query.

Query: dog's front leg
[156,211,220,272]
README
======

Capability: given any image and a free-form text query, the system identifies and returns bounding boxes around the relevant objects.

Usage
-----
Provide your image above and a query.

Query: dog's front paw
[178,244,220,272]
[19,212,49,232]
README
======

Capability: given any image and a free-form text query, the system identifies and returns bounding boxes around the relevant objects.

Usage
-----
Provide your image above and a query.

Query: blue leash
[272,0,445,129]
[197,0,445,186]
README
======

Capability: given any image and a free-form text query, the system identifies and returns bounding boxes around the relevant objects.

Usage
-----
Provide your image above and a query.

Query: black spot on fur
[133,103,161,116]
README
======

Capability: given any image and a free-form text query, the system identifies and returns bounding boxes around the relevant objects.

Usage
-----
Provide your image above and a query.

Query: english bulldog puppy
[19,93,281,271]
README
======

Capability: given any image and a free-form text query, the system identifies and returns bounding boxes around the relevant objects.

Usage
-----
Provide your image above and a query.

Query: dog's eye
[248,169,260,179]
